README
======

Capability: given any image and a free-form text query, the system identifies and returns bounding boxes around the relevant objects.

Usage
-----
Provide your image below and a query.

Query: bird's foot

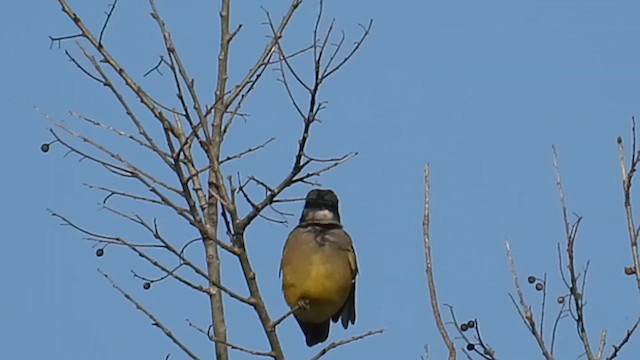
[297,299,310,311]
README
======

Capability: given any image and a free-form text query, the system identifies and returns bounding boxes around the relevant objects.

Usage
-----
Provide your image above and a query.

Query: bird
[280,189,358,346]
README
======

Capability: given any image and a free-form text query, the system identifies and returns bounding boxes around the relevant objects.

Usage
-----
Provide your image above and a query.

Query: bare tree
[422,122,640,359]
[42,0,382,359]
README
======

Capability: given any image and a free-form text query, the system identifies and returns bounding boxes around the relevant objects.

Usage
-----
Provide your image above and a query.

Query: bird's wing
[328,228,358,328]
[328,228,358,277]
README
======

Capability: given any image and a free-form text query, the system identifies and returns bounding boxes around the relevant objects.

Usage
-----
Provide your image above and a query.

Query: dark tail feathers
[297,319,330,347]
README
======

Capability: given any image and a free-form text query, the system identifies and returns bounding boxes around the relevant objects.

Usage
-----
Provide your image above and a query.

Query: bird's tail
[297,319,330,347]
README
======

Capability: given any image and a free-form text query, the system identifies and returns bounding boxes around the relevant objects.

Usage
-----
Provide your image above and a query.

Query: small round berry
[41,143,50,153]
[143,282,151,290]
[527,276,536,284]
[96,248,104,257]
[535,282,544,291]
[460,323,468,332]
[466,343,475,351]
[467,320,476,329]
[625,266,636,275]
[557,296,565,304]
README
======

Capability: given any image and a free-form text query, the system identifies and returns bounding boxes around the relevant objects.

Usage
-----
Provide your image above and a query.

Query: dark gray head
[300,189,341,224]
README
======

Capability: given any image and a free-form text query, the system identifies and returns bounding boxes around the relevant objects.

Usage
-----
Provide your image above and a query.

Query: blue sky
[4,0,640,359]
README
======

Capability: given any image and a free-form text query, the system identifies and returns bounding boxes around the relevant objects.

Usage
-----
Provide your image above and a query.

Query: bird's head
[300,189,341,224]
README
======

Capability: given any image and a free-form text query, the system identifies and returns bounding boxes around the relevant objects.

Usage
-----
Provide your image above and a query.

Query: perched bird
[280,189,358,346]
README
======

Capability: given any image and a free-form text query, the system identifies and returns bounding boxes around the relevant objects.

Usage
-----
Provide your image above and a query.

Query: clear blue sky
[4,0,640,359]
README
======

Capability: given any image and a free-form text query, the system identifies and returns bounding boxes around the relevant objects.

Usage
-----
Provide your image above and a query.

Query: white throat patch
[309,209,336,222]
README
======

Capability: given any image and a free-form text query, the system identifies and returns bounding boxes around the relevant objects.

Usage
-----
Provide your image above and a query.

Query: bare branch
[57,0,182,149]
[148,0,211,144]
[84,183,164,206]
[98,269,201,360]
[606,317,640,360]
[64,50,103,83]
[539,274,548,340]
[598,330,607,360]
[144,56,165,77]
[273,43,306,117]
[225,0,303,107]
[49,33,82,48]
[444,305,497,360]
[221,50,274,136]
[238,183,289,225]
[48,124,200,230]
[185,320,274,357]
[292,152,358,184]
[422,165,455,360]
[321,20,373,80]
[105,207,246,301]
[202,0,237,356]
[550,296,569,355]
[506,242,554,360]
[472,320,498,359]
[271,301,307,329]
[221,137,276,164]
[52,210,207,294]
[98,0,118,47]
[71,112,170,158]
[552,145,596,359]
[309,329,385,360]
[72,42,175,171]
[617,119,640,294]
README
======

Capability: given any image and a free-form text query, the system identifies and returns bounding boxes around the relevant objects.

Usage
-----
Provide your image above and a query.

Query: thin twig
[225,0,303,107]
[64,50,103,83]
[271,301,305,328]
[144,56,165,77]
[606,317,640,360]
[550,297,568,355]
[98,269,201,360]
[98,0,118,47]
[84,183,164,206]
[185,320,274,357]
[221,137,276,164]
[309,329,385,360]
[506,242,554,360]
[71,112,170,158]
[552,145,596,359]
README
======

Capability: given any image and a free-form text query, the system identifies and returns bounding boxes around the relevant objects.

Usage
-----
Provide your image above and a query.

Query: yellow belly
[282,252,353,323]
